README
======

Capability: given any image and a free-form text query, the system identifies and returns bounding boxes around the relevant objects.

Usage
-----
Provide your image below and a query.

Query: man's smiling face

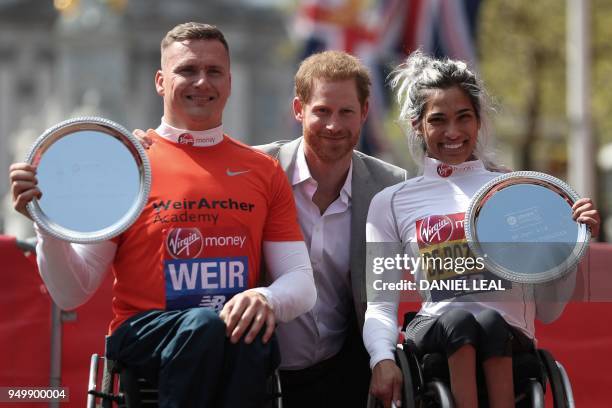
[294,78,368,163]
[155,39,231,130]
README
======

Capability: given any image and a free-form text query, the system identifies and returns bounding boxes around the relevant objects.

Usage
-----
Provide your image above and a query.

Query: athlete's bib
[416,212,511,301]
[163,226,251,312]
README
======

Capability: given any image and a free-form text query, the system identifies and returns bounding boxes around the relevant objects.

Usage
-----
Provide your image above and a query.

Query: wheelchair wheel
[513,381,544,408]
[395,345,417,408]
[538,349,571,408]
[423,380,455,408]
[365,346,418,408]
[263,370,282,408]
[553,361,575,408]
[87,354,126,408]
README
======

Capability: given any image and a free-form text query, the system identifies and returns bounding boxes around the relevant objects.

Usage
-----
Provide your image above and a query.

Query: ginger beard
[303,126,359,163]
[297,78,368,163]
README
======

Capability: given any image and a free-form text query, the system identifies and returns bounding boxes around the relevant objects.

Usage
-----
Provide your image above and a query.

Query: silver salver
[465,171,590,284]
[25,117,151,243]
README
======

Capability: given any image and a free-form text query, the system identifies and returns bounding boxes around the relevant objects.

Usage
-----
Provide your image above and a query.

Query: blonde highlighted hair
[390,50,499,169]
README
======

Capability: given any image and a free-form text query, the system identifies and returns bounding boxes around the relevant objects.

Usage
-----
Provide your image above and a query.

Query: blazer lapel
[349,152,378,329]
[276,137,302,181]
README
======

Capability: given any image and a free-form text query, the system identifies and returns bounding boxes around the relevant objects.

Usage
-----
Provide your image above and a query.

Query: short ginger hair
[294,50,371,108]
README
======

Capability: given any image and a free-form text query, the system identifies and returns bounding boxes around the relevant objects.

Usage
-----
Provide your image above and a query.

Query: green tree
[479,0,612,173]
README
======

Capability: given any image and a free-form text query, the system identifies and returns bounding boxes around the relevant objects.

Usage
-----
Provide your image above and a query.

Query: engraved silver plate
[25,117,151,243]
[465,171,590,284]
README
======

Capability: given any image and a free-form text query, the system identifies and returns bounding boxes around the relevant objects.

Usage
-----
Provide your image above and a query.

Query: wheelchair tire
[365,348,418,408]
[425,380,455,408]
[101,357,118,408]
[527,379,544,408]
[395,346,417,408]
[538,349,568,408]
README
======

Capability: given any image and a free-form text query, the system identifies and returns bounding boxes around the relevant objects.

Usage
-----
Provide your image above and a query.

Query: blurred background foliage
[479,0,612,174]
[1,0,611,239]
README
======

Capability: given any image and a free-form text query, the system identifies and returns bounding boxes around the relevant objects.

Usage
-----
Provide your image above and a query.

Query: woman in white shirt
[363,51,600,408]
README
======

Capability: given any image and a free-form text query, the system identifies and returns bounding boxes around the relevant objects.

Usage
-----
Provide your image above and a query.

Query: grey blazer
[256,137,408,330]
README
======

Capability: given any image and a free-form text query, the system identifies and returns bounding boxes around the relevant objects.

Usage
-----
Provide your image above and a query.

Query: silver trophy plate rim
[24,116,151,243]
[465,171,590,284]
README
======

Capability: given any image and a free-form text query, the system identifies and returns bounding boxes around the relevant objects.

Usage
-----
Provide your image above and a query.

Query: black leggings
[408,309,534,360]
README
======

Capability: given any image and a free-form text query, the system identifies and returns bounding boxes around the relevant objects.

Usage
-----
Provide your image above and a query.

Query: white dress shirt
[276,140,354,370]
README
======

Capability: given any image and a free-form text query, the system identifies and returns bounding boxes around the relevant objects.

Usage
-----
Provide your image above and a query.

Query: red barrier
[535,243,612,406]
[60,275,113,407]
[0,236,50,408]
[0,236,111,407]
[2,235,611,406]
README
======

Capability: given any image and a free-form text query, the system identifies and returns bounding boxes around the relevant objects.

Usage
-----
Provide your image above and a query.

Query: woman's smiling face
[417,85,481,165]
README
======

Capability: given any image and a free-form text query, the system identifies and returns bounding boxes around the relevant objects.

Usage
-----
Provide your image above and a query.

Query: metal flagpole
[567,0,595,198]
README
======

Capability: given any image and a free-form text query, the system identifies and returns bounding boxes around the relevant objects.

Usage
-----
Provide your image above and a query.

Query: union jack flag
[292,0,482,156]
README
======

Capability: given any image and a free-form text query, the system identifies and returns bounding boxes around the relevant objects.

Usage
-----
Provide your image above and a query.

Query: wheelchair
[86,344,283,407]
[367,313,575,408]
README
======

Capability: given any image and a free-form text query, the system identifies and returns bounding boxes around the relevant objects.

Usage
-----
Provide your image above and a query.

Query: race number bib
[416,212,511,301]
[163,226,251,311]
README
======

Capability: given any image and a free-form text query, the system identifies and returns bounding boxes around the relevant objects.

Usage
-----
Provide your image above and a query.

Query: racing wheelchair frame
[367,313,575,408]
[86,350,283,408]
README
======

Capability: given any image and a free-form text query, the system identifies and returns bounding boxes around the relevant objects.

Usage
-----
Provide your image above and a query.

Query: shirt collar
[422,156,486,179]
[293,140,352,202]
[155,118,224,147]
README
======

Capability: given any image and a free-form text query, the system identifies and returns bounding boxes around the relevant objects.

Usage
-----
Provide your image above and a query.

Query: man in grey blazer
[257,51,407,407]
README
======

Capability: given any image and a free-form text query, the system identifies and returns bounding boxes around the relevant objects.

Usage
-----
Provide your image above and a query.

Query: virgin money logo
[437,163,453,177]
[178,133,194,145]
[419,215,454,245]
[166,228,203,259]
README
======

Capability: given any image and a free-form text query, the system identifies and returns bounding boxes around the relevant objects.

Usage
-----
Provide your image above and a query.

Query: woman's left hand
[572,197,600,238]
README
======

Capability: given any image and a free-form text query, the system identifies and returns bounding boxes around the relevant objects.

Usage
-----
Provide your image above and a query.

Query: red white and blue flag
[399,0,481,66]
[291,0,482,156]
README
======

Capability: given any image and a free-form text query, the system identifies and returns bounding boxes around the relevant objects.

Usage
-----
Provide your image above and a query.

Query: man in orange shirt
[10,22,316,408]
[133,49,408,407]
